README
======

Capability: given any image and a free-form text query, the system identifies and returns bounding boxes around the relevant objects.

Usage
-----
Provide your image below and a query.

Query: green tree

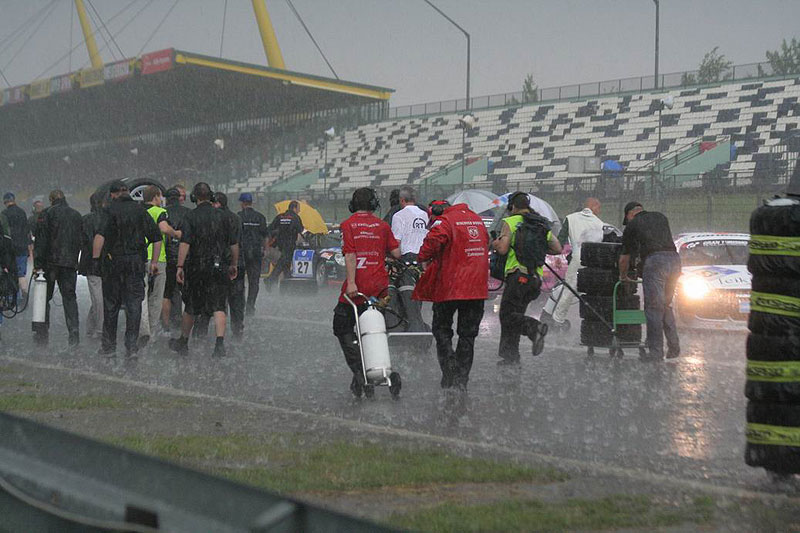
[696,46,733,84]
[522,74,539,103]
[764,38,800,75]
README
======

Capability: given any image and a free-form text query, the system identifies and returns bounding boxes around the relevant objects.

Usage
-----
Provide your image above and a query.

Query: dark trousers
[642,251,681,357]
[243,251,262,311]
[333,301,368,375]
[229,267,245,334]
[396,253,427,331]
[498,270,541,361]
[44,266,79,342]
[102,256,144,352]
[432,299,485,387]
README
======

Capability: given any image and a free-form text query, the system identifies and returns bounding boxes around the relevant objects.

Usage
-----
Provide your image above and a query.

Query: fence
[387,61,790,120]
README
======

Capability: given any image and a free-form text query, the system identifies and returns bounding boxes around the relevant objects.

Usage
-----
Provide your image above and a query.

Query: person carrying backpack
[492,192,562,364]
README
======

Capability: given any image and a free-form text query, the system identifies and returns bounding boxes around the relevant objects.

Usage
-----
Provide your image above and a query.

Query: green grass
[110,434,566,493]
[391,495,715,533]
[0,394,122,412]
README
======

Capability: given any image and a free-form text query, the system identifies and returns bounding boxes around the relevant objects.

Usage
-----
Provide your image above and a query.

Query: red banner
[140,48,174,75]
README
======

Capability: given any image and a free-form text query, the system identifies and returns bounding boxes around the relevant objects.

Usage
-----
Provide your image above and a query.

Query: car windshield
[679,240,749,266]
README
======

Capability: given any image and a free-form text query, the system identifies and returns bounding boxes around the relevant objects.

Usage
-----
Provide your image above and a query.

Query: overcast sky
[1,0,799,107]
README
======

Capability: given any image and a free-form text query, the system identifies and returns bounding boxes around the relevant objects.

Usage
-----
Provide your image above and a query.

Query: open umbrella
[488,193,561,236]
[445,189,499,215]
[273,200,328,234]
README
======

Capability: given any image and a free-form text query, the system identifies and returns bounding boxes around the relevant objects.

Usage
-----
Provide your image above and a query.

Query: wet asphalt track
[0,279,780,493]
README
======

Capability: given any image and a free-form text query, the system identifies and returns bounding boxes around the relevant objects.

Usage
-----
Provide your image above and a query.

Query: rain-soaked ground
[0,279,778,494]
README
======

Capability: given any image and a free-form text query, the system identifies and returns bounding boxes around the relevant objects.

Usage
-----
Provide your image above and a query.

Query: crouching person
[333,188,400,398]
[414,201,489,392]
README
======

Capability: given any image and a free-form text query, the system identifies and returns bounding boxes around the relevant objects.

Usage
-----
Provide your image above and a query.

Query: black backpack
[512,212,551,273]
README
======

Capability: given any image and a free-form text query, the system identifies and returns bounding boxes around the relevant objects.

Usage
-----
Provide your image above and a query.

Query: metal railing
[387,61,792,120]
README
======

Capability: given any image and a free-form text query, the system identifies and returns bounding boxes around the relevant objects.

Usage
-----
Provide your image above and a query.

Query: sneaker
[530,322,548,356]
[97,345,116,357]
[169,337,188,355]
[440,371,453,389]
[497,358,520,366]
[666,349,680,359]
[212,342,226,358]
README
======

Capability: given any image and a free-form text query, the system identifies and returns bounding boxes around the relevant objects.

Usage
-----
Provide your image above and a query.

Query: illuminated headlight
[334,252,345,267]
[681,276,710,300]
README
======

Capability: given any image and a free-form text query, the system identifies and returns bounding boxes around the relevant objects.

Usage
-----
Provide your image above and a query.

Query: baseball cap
[3,192,14,202]
[622,201,642,226]
[108,180,127,193]
[239,192,253,202]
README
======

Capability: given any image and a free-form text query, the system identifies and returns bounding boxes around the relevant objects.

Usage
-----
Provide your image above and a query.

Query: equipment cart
[585,280,648,358]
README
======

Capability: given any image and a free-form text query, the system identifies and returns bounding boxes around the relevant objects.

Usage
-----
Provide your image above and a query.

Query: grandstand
[224,75,800,199]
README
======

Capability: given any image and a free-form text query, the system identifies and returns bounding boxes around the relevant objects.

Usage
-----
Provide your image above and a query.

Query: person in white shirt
[390,186,429,331]
[544,198,605,330]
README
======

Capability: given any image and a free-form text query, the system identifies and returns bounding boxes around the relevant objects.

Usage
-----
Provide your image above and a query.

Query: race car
[673,232,751,329]
[263,232,343,291]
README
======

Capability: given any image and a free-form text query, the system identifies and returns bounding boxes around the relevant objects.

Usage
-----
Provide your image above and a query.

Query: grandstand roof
[0,48,393,154]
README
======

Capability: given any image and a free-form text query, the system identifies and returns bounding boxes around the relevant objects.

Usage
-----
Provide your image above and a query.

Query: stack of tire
[576,242,641,349]
[745,196,800,477]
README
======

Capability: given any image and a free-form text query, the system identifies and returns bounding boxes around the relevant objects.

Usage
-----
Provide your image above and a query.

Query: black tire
[577,267,636,297]
[94,178,165,203]
[389,371,401,399]
[748,255,800,278]
[745,400,800,474]
[580,242,621,269]
[749,201,800,237]
[748,310,800,336]
[580,320,641,347]
[746,333,800,403]
[579,295,641,322]
[751,275,800,299]
[315,261,327,288]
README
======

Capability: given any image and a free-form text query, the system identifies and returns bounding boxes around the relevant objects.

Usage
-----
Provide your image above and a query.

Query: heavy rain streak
[1,1,800,531]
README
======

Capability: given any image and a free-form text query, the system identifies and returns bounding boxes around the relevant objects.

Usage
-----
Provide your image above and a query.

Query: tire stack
[576,242,642,348]
[745,197,800,476]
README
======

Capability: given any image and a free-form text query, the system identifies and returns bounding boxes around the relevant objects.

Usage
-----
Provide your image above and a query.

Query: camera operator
[169,183,239,357]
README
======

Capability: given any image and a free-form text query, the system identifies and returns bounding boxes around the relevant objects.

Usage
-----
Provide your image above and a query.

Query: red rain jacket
[413,203,489,302]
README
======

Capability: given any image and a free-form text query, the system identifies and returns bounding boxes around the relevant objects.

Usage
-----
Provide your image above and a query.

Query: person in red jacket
[334,188,401,398]
[413,202,489,391]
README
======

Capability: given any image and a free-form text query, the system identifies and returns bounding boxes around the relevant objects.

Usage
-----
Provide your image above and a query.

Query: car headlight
[681,276,710,300]
[334,252,345,267]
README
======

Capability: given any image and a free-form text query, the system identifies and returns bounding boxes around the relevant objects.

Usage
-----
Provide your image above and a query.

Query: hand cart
[586,280,647,358]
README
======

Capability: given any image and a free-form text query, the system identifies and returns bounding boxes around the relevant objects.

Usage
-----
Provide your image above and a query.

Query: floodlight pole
[74,0,102,69]
[423,0,470,109]
[461,126,466,187]
[653,0,659,89]
[323,138,328,195]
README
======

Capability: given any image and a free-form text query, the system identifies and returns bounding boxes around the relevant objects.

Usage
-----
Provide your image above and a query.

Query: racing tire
[748,255,800,279]
[315,262,327,288]
[749,201,800,237]
[579,295,641,322]
[576,267,636,297]
[95,178,165,203]
[751,275,800,299]
[746,333,800,403]
[580,242,622,269]
[580,320,641,347]
[748,310,800,336]
[745,400,800,474]
[389,371,401,399]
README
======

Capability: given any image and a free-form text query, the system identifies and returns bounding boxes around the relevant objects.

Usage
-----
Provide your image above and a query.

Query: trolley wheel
[389,372,402,399]
[587,346,595,357]
[639,346,648,358]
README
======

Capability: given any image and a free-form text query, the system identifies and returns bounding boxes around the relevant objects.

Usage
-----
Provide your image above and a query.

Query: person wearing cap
[33,190,84,348]
[619,201,681,361]
[492,192,562,364]
[162,186,190,333]
[237,192,268,315]
[383,189,401,225]
[2,192,33,296]
[92,181,161,357]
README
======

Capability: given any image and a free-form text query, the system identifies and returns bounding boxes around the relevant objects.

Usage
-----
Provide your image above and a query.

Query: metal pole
[423,0,470,109]
[653,0,660,89]
[324,139,328,195]
[461,127,466,187]
[74,0,102,69]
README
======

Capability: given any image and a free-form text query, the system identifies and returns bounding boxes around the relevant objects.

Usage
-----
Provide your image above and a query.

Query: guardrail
[0,412,395,532]
[388,61,794,119]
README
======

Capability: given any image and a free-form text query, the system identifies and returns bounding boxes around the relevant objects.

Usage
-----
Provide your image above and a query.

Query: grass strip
[111,434,566,493]
[390,494,714,532]
[0,394,122,412]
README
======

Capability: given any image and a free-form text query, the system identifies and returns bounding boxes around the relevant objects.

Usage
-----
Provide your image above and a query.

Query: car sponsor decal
[749,235,800,256]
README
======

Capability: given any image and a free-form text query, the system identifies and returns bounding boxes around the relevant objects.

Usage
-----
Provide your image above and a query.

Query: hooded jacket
[413,203,489,302]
